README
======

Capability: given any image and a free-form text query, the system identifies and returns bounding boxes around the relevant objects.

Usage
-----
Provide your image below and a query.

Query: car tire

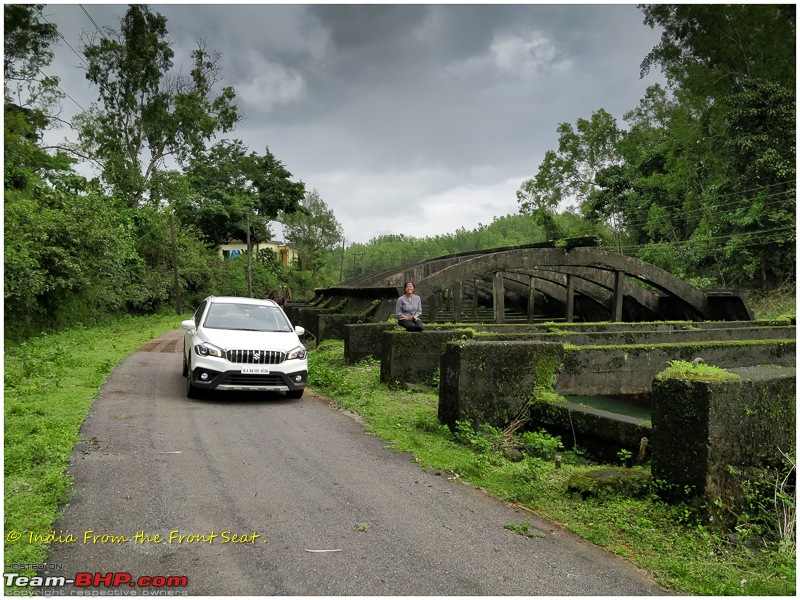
[285,388,304,399]
[185,361,200,399]
[182,352,189,377]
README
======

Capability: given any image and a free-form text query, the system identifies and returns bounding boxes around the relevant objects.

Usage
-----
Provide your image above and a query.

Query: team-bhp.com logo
[4,572,188,592]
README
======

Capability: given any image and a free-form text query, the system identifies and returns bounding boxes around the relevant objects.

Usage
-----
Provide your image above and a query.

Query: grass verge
[308,340,796,596]
[4,313,183,569]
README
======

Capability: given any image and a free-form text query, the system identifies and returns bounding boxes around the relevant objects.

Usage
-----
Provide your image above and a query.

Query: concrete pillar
[565,274,574,323]
[472,278,479,319]
[493,272,505,324]
[613,270,624,322]
[452,282,463,323]
[427,293,437,324]
[527,275,537,323]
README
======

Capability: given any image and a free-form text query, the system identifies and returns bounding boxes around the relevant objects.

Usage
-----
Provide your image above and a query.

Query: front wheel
[186,364,200,399]
[285,388,304,399]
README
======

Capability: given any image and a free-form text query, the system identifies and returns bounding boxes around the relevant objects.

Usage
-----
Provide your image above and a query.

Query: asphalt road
[39,328,668,596]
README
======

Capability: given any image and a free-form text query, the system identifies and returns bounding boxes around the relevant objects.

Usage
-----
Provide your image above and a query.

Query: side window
[194,301,207,327]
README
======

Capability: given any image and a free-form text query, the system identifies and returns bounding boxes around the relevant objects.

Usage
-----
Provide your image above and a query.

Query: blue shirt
[396,294,422,320]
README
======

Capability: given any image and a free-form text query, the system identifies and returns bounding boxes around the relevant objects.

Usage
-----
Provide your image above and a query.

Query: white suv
[181,296,308,399]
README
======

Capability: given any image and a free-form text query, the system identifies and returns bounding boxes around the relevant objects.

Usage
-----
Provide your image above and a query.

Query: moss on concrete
[567,467,651,498]
[656,360,740,382]
[651,366,795,530]
[438,341,565,429]
[380,329,475,386]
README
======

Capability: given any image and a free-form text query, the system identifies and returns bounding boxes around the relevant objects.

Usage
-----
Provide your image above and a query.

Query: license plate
[241,366,270,375]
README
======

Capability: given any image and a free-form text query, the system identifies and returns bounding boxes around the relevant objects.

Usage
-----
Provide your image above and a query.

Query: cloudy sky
[38,2,664,245]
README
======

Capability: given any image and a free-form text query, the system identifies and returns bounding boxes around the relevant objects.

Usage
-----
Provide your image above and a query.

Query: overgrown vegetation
[748,285,798,321]
[308,340,795,595]
[656,359,741,382]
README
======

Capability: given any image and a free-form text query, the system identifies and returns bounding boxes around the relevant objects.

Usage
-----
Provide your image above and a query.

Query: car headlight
[287,346,307,361]
[194,343,225,358]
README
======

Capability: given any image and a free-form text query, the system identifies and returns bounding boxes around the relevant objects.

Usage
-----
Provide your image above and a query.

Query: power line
[617,193,795,231]
[616,225,796,254]
[36,7,90,71]
[533,178,795,218]
[78,4,110,42]
[37,69,88,114]
[34,5,119,118]
[590,187,795,234]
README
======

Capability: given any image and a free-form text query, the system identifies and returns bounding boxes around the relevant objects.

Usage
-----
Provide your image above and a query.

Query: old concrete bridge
[288,237,753,336]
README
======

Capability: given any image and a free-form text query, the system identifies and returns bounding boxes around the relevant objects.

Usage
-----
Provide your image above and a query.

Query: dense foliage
[518,4,795,291]
[3,5,314,339]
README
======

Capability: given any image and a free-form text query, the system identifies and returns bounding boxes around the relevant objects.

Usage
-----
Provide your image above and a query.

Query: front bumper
[190,366,308,392]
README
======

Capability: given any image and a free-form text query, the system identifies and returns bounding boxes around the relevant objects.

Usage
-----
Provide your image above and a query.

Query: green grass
[4,313,184,569]
[308,340,796,596]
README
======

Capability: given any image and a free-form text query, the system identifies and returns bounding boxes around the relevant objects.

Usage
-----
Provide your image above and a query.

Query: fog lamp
[200,372,209,381]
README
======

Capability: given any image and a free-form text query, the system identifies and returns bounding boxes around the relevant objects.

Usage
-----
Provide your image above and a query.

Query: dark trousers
[398,319,424,332]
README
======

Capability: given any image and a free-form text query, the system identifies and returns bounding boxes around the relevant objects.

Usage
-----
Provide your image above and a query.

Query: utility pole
[246,209,253,297]
[339,237,346,283]
[169,211,182,314]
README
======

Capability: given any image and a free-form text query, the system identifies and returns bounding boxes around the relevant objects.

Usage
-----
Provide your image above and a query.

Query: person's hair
[404,281,415,289]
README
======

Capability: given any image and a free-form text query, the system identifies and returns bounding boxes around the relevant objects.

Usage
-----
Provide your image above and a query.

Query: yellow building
[219,240,296,267]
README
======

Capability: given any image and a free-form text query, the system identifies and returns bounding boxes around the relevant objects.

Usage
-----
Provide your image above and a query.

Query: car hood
[198,328,301,351]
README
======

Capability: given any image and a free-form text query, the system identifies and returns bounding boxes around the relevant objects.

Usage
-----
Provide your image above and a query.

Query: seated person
[396,282,424,332]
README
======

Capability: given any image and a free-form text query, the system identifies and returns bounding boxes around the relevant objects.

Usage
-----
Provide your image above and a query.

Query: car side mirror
[294,326,305,336]
[181,320,196,331]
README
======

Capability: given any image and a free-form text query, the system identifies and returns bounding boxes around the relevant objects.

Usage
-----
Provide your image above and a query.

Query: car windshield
[203,303,293,332]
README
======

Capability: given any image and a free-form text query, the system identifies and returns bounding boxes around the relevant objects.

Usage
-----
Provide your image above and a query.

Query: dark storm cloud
[309,4,428,55]
[38,3,663,243]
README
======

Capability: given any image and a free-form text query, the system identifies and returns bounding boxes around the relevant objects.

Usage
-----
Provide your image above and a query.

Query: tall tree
[636,4,796,289]
[712,79,796,288]
[640,4,795,96]
[179,140,305,295]
[75,4,240,206]
[524,5,796,289]
[280,189,343,274]
[4,3,62,114]
[517,108,622,240]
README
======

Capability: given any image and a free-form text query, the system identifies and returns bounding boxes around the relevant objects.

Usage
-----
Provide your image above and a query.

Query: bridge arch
[330,240,751,323]
[411,247,712,322]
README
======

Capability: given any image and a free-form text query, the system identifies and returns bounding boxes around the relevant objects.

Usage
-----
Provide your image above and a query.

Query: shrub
[518,429,564,460]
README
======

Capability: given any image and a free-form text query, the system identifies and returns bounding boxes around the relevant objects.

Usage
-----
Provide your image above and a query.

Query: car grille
[226,349,287,364]
[221,373,286,386]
